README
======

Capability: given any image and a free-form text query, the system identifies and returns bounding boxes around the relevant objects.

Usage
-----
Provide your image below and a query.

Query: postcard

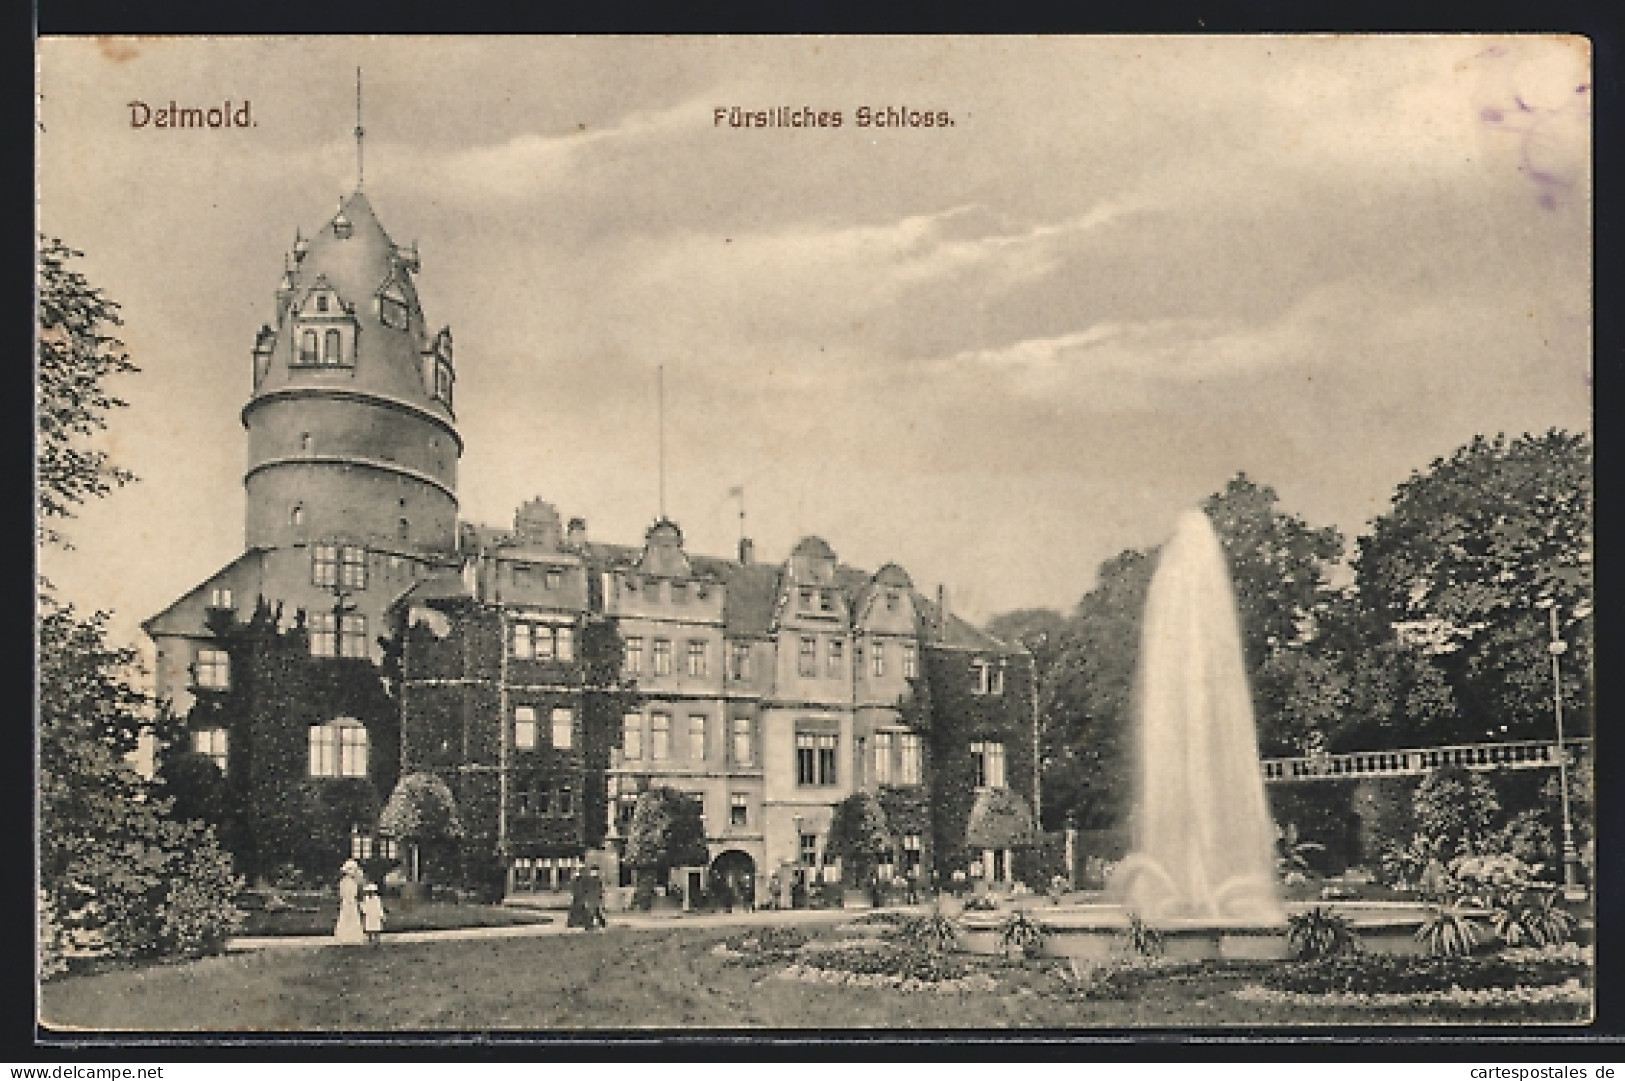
[36,35,1593,1034]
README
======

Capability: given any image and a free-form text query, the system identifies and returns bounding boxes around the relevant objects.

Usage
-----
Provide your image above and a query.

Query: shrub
[158,841,245,957]
[1286,906,1362,962]
[997,911,1048,959]
[897,909,960,953]
[1416,906,1483,958]
[1490,888,1577,949]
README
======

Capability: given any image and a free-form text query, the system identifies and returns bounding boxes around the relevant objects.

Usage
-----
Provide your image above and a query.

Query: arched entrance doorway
[709,849,757,911]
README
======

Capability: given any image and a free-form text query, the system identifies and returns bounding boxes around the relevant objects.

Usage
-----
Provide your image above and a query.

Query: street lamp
[1538,599,1585,900]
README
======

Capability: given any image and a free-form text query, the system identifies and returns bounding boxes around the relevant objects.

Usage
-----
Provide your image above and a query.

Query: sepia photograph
[35,35,1593,1033]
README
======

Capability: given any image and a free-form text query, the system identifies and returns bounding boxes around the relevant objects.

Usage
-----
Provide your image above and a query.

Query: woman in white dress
[333,859,366,944]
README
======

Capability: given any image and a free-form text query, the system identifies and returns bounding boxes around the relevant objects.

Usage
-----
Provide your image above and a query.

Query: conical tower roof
[250,190,452,422]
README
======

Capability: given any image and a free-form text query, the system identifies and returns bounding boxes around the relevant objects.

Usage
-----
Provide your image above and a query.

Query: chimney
[738,537,755,566]
[937,583,950,639]
[567,517,588,549]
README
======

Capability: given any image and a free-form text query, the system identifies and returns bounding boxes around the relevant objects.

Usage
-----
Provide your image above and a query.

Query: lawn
[40,920,1591,1032]
[237,897,554,938]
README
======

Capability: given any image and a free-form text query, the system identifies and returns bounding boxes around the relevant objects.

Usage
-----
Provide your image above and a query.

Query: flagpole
[658,365,666,521]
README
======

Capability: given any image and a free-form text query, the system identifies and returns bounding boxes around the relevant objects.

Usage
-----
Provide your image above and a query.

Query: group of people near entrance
[566,865,609,931]
[333,858,387,945]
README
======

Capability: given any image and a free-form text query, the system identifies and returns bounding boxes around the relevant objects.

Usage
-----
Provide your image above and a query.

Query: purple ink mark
[1515,96,1533,112]
[1482,107,1503,123]
[1480,45,1508,58]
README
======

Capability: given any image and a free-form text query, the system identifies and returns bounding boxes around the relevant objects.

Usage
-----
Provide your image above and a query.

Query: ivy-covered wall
[183,603,399,883]
[920,647,1038,876]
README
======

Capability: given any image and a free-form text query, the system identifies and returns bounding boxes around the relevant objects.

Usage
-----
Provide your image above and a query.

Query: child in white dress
[360,883,386,945]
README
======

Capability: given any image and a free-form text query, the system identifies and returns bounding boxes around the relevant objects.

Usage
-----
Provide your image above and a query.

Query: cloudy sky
[38,36,1590,659]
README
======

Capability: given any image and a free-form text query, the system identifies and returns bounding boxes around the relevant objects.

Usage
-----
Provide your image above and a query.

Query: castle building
[145,181,1040,898]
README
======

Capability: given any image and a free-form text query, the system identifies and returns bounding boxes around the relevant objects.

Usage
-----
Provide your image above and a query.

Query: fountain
[1111,508,1285,926]
[957,508,1432,962]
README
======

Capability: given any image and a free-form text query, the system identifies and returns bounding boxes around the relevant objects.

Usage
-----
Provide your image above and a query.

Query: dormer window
[434,360,453,407]
[300,330,318,364]
[379,292,409,330]
[324,329,343,365]
[316,294,330,313]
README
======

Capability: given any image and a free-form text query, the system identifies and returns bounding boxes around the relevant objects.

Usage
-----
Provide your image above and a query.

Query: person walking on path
[360,882,387,945]
[567,869,593,930]
[585,865,608,929]
[333,859,366,944]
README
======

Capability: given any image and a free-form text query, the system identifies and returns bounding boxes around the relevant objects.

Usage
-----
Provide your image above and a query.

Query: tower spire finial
[354,67,365,193]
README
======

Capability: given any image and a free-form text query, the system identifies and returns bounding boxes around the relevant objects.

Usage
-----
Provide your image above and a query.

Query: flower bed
[1234,979,1589,1009]
[712,926,811,967]
[1254,950,1591,997]
[775,958,998,994]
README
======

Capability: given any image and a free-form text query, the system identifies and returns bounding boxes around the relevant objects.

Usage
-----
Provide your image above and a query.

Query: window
[974,660,1004,695]
[903,833,923,876]
[511,621,565,661]
[340,614,367,657]
[291,504,305,527]
[819,590,834,613]
[971,741,1006,788]
[208,587,233,610]
[900,734,923,785]
[796,733,817,786]
[902,642,918,679]
[557,788,574,817]
[872,732,893,785]
[653,639,672,676]
[797,732,838,786]
[798,637,817,677]
[300,330,318,364]
[729,642,751,680]
[688,715,707,761]
[349,829,373,861]
[380,294,408,329]
[670,582,688,605]
[798,588,815,611]
[624,637,643,675]
[651,713,671,760]
[193,728,227,771]
[622,712,642,759]
[872,641,886,677]
[316,294,330,313]
[514,706,538,750]
[827,639,844,678]
[800,833,819,867]
[551,708,573,750]
[312,544,339,587]
[731,716,752,766]
[195,648,230,690]
[730,793,748,828]
[309,612,336,657]
[434,362,453,407]
[534,787,552,816]
[686,640,708,677]
[323,328,342,365]
[545,568,562,590]
[886,591,899,612]
[309,719,367,778]
[340,546,367,589]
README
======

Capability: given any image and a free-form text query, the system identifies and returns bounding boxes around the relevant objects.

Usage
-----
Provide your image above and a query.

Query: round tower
[242,191,461,553]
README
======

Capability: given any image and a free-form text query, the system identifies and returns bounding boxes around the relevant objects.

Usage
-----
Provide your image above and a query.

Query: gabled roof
[388,572,474,612]
[914,594,1025,654]
[142,549,269,638]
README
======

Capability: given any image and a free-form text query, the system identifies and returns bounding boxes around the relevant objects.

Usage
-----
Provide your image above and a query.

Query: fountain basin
[958,901,1438,961]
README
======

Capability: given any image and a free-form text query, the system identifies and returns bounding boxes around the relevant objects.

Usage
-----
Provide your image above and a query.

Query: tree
[379,772,465,882]
[39,598,243,968]
[1355,431,1592,743]
[826,792,893,885]
[37,238,240,973]
[1202,473,1345,672]
[622,787,707,881]
[37,236,137,548]
[1034,547,1157,832]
